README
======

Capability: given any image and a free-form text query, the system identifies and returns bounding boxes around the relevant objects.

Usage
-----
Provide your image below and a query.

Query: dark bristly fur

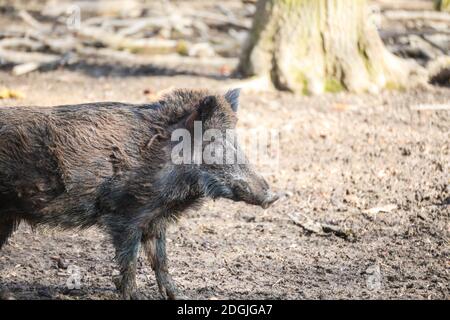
[0,88,278,299]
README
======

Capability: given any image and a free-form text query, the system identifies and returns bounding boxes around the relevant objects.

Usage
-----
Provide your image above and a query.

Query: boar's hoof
[0,290,16,300]
[121,288,142,300]
[157,283,185,300]
[123,291,143,300]
[155,274,185,300]
[113,275,141,300]
[112,274,122,291]
[160,289,187,300]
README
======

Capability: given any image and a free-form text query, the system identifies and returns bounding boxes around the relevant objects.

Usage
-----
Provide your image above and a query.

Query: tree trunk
[435,0,450,11]
[238,0,426,94]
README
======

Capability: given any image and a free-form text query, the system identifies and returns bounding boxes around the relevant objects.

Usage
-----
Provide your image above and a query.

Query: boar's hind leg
[110,227,142,300]
[142,223,181,300]
[0,218,20,250]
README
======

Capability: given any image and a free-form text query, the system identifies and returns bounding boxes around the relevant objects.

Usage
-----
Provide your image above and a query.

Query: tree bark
[238,0,426,94]
[435,0,450,11]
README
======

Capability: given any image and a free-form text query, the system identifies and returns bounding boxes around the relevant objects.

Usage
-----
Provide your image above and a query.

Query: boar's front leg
[0,217,20,250]
[142,222,181,300]
[110,225,142,300]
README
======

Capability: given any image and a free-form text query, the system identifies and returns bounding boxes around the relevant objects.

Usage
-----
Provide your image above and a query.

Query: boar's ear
[224,88,241,113]
[185,96,217,132]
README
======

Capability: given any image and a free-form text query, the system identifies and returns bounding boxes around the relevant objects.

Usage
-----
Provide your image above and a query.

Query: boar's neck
[126,162,202,218]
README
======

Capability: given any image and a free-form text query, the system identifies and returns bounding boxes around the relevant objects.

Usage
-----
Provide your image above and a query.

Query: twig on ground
[363,204,397,215]
[288,212,356,241]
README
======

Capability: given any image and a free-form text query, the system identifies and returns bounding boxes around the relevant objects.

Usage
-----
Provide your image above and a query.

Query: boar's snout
[260,191,279,209]
[231,173,279,209]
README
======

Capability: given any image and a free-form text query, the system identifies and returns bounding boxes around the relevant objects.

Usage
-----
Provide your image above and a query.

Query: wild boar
[0,88,278,299]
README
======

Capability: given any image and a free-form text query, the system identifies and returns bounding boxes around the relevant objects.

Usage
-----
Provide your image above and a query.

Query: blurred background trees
[238,0,426,94]
[0,0,448,94]
[435,0,450,11]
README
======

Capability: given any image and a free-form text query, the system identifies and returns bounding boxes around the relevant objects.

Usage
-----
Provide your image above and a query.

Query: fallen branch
[419,35,448,54]
[362,204,397,215]
[12,62,41,76]
[380,29,450,39]
[74,46,136,62]
[18,10,51,33]
[42,0,142,18]
[185,10,251,30]
[0,48,75,76]
[288,212,356,241]
[12,53,75,76]
[0,38,45,51]
[383,10,450,23]
[375,0,435,11]
[0,48,60,64]
[76,26,181,54]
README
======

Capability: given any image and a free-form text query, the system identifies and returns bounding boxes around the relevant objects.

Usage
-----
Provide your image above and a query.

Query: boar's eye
[232,179,250,194]
[200,96,217,109]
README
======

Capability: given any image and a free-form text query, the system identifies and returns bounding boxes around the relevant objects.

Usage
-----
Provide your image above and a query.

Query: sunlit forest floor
[0,67,448,299]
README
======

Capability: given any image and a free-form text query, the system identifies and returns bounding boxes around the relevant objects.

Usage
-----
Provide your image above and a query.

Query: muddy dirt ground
[0,63,449,300]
